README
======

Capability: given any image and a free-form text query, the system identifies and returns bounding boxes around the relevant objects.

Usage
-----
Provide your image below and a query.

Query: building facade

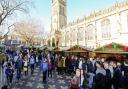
[50,0,67,46]
[50,0,128,49]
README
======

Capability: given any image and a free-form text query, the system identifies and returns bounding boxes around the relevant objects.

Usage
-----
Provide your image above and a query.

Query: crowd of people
[1,47,128,89]
[1,48,44,88]
[70,56,128,89]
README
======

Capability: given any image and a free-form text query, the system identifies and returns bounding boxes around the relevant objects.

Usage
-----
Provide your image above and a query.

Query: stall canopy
[47,47,55,51]
[41,46,47,50]
[65,45,92,52]
[51,46,69,52]
[94,42,128,54]
[0,44,6,47]
[53,47,62,52]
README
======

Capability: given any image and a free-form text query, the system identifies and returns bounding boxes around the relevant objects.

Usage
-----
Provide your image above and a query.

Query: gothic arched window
[72,29,77,42]
[101,19,111,38]
[78,27,84,41]
[66,31,70,43]
[86,24,94,40]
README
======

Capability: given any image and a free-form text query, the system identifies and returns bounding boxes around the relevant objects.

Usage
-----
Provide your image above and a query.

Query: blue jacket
[82,63,86,71]
[40,61,48,72]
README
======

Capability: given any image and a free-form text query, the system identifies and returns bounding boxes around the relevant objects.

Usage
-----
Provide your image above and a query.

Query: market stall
[65,45,93,57]
[94,42,128,61]
[0,44,6,53]
[47,47,55,52]
[51,47,66,56]
[53,47,63,52]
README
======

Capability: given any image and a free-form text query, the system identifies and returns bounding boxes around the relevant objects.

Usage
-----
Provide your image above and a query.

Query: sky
[21,0,124,32]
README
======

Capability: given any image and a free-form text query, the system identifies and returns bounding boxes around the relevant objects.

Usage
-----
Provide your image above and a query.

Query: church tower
[50,0,67,46]
[51,0,67,31]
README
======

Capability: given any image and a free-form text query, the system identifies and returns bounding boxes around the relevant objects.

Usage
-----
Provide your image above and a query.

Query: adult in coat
[104,62,112,89]
[94,61,106,89]
[40,57,48,83]
[112,61,123,89]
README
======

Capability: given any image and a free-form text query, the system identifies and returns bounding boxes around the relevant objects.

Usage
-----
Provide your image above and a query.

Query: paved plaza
[5,67,72,89]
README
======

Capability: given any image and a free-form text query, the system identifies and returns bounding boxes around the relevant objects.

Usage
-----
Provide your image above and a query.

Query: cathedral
[50,0,128,49]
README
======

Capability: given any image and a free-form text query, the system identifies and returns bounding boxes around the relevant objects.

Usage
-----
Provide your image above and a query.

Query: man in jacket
[112,61,123,89]
[122,60,128,89]
[104,62,112,89]
[40,58,48,84]
[94,61,106,89]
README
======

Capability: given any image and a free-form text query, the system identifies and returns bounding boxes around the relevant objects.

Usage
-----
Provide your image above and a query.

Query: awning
[65,45,92,53]
[47,47,55,51]
[0,44,6,47]
[41,46,47,50]
[94,42,128,54]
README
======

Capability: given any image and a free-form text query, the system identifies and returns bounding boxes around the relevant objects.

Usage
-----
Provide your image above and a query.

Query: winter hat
[96,61,103,67]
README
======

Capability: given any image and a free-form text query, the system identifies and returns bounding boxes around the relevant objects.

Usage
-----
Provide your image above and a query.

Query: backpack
[5,68,13,76]
[71,76,79,89]
[18,60,23,69]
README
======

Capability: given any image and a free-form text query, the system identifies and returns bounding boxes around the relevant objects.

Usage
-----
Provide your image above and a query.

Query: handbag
[23,67,28,71]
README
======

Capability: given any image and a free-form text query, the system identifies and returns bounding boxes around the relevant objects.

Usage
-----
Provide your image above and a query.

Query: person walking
[30,56,35,75]
[104,62,112,89]
[112,61,123,89]
[122,60,128,89]
[94,61,106,89]
[36,55,39,66]
[23,56,28,77]
[15,55,23,81]
[5,63,14,86]
[2,59,8,87]
[87,58,95,89]
[48,60,53,78]
[62,56,67,74]
[70,69,80,89]
[79,69,84,89]
[57,57,63,75]
[40,57,48,84]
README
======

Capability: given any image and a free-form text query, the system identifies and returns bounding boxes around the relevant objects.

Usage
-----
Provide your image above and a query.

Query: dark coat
[94,73,106,89]
[105,69,112,89]
[122,64,128,89]
[112,67,123,89]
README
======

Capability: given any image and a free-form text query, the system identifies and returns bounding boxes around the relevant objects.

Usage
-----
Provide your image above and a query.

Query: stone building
[50,0,128,49]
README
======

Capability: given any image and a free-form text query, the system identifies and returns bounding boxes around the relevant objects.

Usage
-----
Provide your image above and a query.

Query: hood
[96,67,106,76]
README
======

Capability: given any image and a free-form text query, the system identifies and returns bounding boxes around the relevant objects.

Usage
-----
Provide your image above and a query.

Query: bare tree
[13,19,47,46]
[0,0,33,40]
[36,31,49,45]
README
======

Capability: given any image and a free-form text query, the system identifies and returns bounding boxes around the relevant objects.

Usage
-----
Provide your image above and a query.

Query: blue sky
[24,0,123,32]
